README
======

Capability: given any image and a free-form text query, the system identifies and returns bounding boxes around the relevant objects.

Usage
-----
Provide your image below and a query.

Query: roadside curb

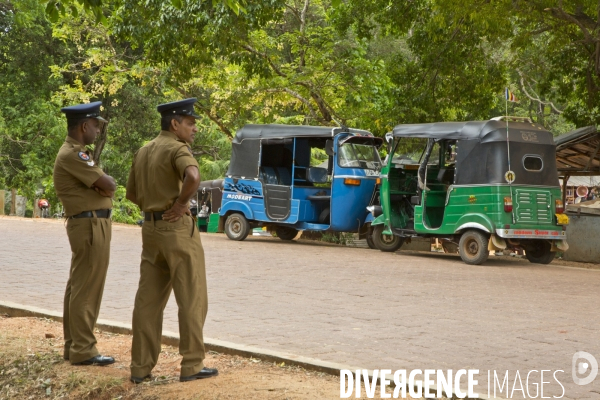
[0,300,504,400]
[0,300,359,376]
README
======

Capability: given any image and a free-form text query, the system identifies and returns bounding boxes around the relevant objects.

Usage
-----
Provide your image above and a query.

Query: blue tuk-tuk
[219,124,383,241]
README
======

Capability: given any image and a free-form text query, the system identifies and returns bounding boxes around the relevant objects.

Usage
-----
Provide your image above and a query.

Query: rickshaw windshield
[391,138,440,165]
[338,143,382,170]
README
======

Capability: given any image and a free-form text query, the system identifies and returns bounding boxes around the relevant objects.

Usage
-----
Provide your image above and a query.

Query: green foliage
[3,0,600,224]
[43,0,247,25]
[110,185,141,224]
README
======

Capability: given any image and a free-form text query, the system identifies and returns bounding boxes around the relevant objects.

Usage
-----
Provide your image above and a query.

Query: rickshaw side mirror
[325,140,334,156]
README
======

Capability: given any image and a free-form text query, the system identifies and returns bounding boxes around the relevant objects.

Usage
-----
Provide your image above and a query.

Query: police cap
[61,101,107,123]
[157,98,201,119]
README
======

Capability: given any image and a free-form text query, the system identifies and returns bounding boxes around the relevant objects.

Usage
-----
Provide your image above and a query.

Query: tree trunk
[10,188,16,216]
[93,120,109,165]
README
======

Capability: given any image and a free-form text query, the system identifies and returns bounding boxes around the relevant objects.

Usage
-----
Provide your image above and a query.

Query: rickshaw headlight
[504,197,513,212]
[555,199,564,214]
[344,178,361,186]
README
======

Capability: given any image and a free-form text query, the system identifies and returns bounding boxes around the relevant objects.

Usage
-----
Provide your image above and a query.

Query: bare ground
[0,316,346,400]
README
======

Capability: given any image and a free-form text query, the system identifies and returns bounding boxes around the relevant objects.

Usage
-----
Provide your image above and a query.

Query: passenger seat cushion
[276,167,292,185]
[260,166,279,184]
[306,167,328,183]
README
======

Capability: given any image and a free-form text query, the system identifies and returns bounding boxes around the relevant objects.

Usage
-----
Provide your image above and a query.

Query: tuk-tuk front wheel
[275,227,298,241]
[372,225,404,252]
[224,213,250,241]
[458,230,489,265]
[524,240,555,264]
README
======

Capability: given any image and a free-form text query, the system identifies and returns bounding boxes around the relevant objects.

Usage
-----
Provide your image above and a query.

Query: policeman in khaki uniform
[126,98,217,383]
[53,101,117,366]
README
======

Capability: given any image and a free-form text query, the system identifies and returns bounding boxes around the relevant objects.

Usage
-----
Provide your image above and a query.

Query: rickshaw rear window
[523,155,543,171]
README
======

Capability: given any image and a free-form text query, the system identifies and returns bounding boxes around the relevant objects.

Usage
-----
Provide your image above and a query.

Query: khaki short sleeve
[61,151,105,187]
[173,145,199,180]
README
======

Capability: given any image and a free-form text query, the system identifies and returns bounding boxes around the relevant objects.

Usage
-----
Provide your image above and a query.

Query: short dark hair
[161,114,184,131]
[66,117,90,134]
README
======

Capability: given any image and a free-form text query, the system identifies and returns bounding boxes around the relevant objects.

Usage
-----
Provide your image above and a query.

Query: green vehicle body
[370,118,568,264]
[195,179,223,233]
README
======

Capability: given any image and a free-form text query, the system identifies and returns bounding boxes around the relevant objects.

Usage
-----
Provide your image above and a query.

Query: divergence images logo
[572,351,598,386]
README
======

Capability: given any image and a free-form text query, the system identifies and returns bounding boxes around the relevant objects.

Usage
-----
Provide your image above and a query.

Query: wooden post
[562,175,570,206]
[10,189,16,216]
[34,198,40,218]
[0,190,4,215]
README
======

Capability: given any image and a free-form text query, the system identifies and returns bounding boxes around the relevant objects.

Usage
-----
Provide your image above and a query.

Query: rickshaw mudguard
[370,214,385,226]
[453,214,495,235]
[219,201,254,221]
[370,214,394,235]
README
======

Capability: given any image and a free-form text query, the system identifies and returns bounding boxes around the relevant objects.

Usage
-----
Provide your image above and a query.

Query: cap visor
[191,112,202,119]
[95,116,108,123]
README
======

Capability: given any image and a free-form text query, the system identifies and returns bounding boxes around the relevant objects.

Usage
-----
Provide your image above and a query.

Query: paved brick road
[1,216,599,399]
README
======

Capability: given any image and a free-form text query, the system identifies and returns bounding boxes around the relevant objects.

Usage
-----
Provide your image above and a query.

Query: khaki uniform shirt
[127,130,199,212]
[53,137,112,217]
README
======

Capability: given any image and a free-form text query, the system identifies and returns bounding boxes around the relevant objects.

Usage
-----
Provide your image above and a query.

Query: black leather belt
[70,209,112,219]
[144,211,165,221]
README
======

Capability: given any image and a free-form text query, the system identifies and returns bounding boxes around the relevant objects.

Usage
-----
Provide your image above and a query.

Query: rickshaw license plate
[499,229,566,239]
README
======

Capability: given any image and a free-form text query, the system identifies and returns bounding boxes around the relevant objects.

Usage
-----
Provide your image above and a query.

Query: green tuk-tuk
[194,179,223,233]
[368,117,569,265]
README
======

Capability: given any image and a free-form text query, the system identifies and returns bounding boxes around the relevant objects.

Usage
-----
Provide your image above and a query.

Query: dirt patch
[0,316,346,399]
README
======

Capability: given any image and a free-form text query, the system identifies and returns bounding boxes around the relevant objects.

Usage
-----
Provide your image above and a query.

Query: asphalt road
[1,216,599,399]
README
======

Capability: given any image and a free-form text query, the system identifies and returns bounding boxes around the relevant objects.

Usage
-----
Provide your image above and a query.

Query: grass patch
[0,350,126,399]
[0,351,62,399]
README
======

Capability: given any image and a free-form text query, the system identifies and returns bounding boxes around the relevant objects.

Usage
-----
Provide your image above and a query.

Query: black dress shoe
[72,355,115,366]
[130,374,151,384]
[180,367,219,382]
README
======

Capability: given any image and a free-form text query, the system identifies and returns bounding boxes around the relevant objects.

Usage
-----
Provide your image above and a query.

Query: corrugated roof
[555,126,600,175]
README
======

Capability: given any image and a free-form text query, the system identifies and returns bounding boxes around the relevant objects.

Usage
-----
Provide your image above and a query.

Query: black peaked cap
[61,101,107,122]
[157,98,201,119]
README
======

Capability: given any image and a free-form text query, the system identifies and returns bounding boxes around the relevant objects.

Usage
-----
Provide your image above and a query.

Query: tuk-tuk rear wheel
[458,230,489,265]
[224,213,250,241]
[366,232,376,249]
[372,225,404,252]
[275,227,299,241]
[524,240,555,264]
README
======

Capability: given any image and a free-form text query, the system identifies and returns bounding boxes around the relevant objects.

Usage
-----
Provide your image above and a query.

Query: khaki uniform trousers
[130,214,208,378]
[63,216,112,363]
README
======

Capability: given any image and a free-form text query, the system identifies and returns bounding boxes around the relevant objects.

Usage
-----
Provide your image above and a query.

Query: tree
[113,0,394,136]
[0,0,69,204]
[333,0,590,132]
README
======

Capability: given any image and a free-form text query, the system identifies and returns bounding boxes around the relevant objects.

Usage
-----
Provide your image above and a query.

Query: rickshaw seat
[260,167,279,184]
[437,168,454,185]
[260,166,292,185]
[306,167,328,183]
[276,167,292,185]
[307,195,331,202]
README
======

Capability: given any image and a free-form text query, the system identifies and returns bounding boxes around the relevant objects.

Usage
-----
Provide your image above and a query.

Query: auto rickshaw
[194,179,223,232]
[219,124,383,241]
[368,117,569,265]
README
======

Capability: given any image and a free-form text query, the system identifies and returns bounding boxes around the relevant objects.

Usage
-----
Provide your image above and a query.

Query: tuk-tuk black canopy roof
[392,120,554,144]
[392,119,558,186]
[233,124,373,143]
[228,124,375,179]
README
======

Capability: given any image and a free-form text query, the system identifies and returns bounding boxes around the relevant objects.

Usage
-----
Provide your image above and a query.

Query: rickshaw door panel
[263,184,292,220]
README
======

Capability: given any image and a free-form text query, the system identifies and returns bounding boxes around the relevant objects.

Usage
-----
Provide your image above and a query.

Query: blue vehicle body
[219,124,382,240]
